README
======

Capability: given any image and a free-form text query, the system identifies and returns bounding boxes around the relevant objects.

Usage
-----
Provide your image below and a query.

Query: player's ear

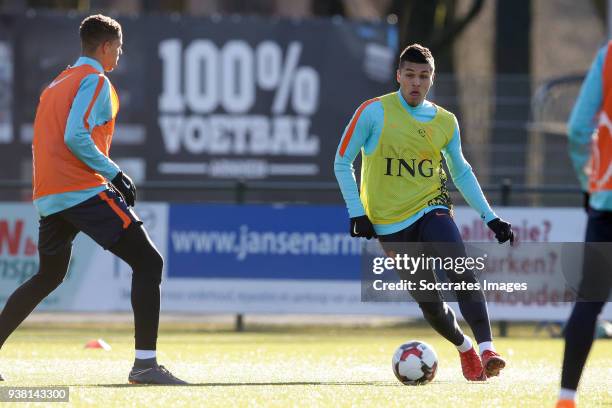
[101,40,111,54]
[396,69,401,84]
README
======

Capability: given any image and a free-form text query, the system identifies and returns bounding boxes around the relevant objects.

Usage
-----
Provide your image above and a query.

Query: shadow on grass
[62,380,458,388]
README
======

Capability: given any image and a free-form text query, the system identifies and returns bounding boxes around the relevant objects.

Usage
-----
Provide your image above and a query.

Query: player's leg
[0,248,72,348]
[0,214,76,351]
[559,301,605,403]
[108,223,185,385]
[419,211,493,344]
[416,296,467,347]
[379,221,485,381]
[419,209,505,377]
[380,230,466,345]
[63,189,186,385]
[108,225,161,359]
[412,265,486,381]
[558,209,612,406]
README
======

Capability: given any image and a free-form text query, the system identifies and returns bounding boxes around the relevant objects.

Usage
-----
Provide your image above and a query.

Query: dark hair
[398,44,435,71]
[79,14,122,54]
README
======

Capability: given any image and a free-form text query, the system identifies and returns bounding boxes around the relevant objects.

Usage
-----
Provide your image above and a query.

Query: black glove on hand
[350,215,377,240]
[111,171,136,207]
[583,191,590,213]
[487,218,514,245]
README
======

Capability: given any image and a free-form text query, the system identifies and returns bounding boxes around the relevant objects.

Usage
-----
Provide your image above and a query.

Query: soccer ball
[391,340,438,385]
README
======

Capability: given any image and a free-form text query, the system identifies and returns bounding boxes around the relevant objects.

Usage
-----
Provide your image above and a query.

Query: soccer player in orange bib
[0,15,186,385]
[557,41,612,408]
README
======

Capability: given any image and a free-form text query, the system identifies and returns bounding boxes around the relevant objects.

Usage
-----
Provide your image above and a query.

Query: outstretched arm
[442,120,497,223]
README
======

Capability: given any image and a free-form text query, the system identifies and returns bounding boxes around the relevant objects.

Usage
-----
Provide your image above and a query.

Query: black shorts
[38,188,142,255]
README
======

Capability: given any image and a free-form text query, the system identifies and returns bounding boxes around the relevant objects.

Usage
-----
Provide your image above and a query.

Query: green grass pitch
[0,322,610,407]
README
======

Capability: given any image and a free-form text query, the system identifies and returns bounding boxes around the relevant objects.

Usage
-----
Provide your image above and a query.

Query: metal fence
[425,73,585,208]
[0,179,583,208]
[0,63,586,208]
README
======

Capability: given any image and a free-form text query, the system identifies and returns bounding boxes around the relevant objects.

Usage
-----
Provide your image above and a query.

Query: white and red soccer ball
[392,340,438,385]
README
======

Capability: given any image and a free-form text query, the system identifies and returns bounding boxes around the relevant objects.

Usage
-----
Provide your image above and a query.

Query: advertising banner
[0,204,100,310]
[0,203,168,311]
[454,207,591,320]
[1,203,609,320]
[167,204,360,280]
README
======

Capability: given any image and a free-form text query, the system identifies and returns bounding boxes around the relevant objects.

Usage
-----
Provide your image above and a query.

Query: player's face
[396,62,434,107]
[101,35,123,72]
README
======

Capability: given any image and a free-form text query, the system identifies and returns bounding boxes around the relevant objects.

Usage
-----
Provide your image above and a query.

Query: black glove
[111,171,136,207]
[487,218,514,245]
[583,191,590,213]
[350,215,377,239]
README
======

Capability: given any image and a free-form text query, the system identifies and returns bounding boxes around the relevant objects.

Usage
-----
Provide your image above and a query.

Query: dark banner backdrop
[1,13,396,201]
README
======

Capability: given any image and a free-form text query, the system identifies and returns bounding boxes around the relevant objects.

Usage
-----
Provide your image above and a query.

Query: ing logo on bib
[384,157,434,178]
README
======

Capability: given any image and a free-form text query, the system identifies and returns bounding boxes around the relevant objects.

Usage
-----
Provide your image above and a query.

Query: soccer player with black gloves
[336,44,513,382]
[352,214,514,244]
[350,215,378,239]
[0,15,185,385]
[111,171,137,207]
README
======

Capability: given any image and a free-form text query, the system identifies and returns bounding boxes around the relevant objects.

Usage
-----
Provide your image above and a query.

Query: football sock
[558,388,576,401]
[478,341,495,354]
[135,350,157,360]
[456,336,473,353]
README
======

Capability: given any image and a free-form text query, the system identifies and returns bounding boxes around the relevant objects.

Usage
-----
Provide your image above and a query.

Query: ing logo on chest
[384,157,434,178]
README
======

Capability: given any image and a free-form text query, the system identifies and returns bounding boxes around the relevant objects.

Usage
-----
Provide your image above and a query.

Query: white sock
[478,341,495,354]
[456,335,473,353]
[135,350,157,360]
[559,388,577,401]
